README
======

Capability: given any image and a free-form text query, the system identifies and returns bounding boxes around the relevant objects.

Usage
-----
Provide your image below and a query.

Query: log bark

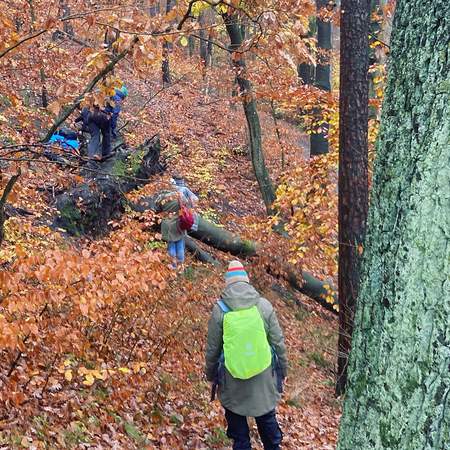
[55,136,164,235]
[185,236,220,266]
[337,0,450,448]
[189,216,258,257]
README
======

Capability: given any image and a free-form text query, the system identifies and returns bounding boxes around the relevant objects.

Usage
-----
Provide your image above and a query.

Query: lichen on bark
[337,1,450,449]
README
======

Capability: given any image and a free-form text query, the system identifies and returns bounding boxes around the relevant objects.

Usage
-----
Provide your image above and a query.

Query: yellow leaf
[65,369,73,382]
[83,373,95,386]
[64,359,71,367]
[179,36,188,47]
[118,367,130,374]
[91,370,107,380]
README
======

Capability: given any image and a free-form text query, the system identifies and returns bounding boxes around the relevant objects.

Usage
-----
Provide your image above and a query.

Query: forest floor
[0,66,341,449]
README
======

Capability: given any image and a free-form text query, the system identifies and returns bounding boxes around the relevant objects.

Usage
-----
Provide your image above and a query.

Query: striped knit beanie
[225,260,249,286]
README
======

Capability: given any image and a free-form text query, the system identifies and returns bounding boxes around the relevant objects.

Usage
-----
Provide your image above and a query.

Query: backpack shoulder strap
[217,299,231,313]
[176,191,185,208]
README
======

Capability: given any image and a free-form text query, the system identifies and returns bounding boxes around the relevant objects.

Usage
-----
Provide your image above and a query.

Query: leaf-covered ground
[0,65,340,449]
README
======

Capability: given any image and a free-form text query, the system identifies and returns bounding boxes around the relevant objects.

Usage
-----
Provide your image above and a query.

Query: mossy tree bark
[336,0,370,395]
[55,136,164,235]
[222,12,276,214]
[338,0,450,448]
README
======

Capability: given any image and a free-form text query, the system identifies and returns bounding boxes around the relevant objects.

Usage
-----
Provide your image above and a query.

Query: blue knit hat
[225,260,249,286]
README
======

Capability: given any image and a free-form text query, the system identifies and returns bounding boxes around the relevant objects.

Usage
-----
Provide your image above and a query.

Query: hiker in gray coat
[205,260,288,450]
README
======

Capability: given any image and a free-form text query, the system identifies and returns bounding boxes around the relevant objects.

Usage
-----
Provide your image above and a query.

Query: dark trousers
[225,408,282,450]
[87,121,111,158]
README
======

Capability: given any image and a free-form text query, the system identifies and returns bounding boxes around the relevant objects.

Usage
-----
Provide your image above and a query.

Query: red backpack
[177,194,195,231]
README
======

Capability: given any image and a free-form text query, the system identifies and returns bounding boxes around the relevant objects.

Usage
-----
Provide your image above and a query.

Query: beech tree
[222,11,276,213]
[338,0,450,448]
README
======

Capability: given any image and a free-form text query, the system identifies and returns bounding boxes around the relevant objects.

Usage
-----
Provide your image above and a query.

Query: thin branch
[119,71,194,132]
[0,29,47,60]
[61,6,134,21]
[191,33,230,53]
[368,32,390,50]
[177,0,197,30]
[0,156,151,182]
[53,30,92,48]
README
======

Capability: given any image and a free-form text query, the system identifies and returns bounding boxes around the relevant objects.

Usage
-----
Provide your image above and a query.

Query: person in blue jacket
[105,84,128,139]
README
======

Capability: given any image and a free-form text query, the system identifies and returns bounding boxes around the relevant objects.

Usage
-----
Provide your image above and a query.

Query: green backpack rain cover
[221,303,272,380]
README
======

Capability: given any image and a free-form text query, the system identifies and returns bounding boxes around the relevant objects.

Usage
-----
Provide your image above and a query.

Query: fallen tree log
[55,135,165,235]
[190,217,258,257]
[185,236,221,266]
[143,196,338,313]
[190,219,337,314]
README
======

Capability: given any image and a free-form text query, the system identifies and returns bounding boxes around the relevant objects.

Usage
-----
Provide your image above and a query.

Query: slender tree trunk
[199,11,211,67]
[199,10,211,94]
[60,0,73,35]
[338,1,450,447]
[336,0,370,396]
[27,0,47,108]
[188,35,195,56]
[162,0,174,85]
[310,0,332,156]
[297,16,316,85]
[222,12,276,213]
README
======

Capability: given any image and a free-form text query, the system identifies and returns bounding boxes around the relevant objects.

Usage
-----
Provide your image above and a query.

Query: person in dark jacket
[75,105,112,160]
[205,261,288,450]
[104,84,128,139]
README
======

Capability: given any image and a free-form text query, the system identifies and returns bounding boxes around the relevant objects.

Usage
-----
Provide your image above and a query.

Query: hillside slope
[0,71,340,449]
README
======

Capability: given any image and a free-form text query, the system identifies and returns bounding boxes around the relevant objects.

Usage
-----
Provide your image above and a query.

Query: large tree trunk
[55,136,165,235]
[310,0,332,156]
[337,1,450,448]
[222,12,276,214]
[336,0,370,396]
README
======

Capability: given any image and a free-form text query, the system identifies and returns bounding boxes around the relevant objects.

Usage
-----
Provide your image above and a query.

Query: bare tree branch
[0,29,47,60]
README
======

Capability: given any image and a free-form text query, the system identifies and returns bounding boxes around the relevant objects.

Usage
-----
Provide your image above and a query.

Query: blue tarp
[48,133,80,150]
